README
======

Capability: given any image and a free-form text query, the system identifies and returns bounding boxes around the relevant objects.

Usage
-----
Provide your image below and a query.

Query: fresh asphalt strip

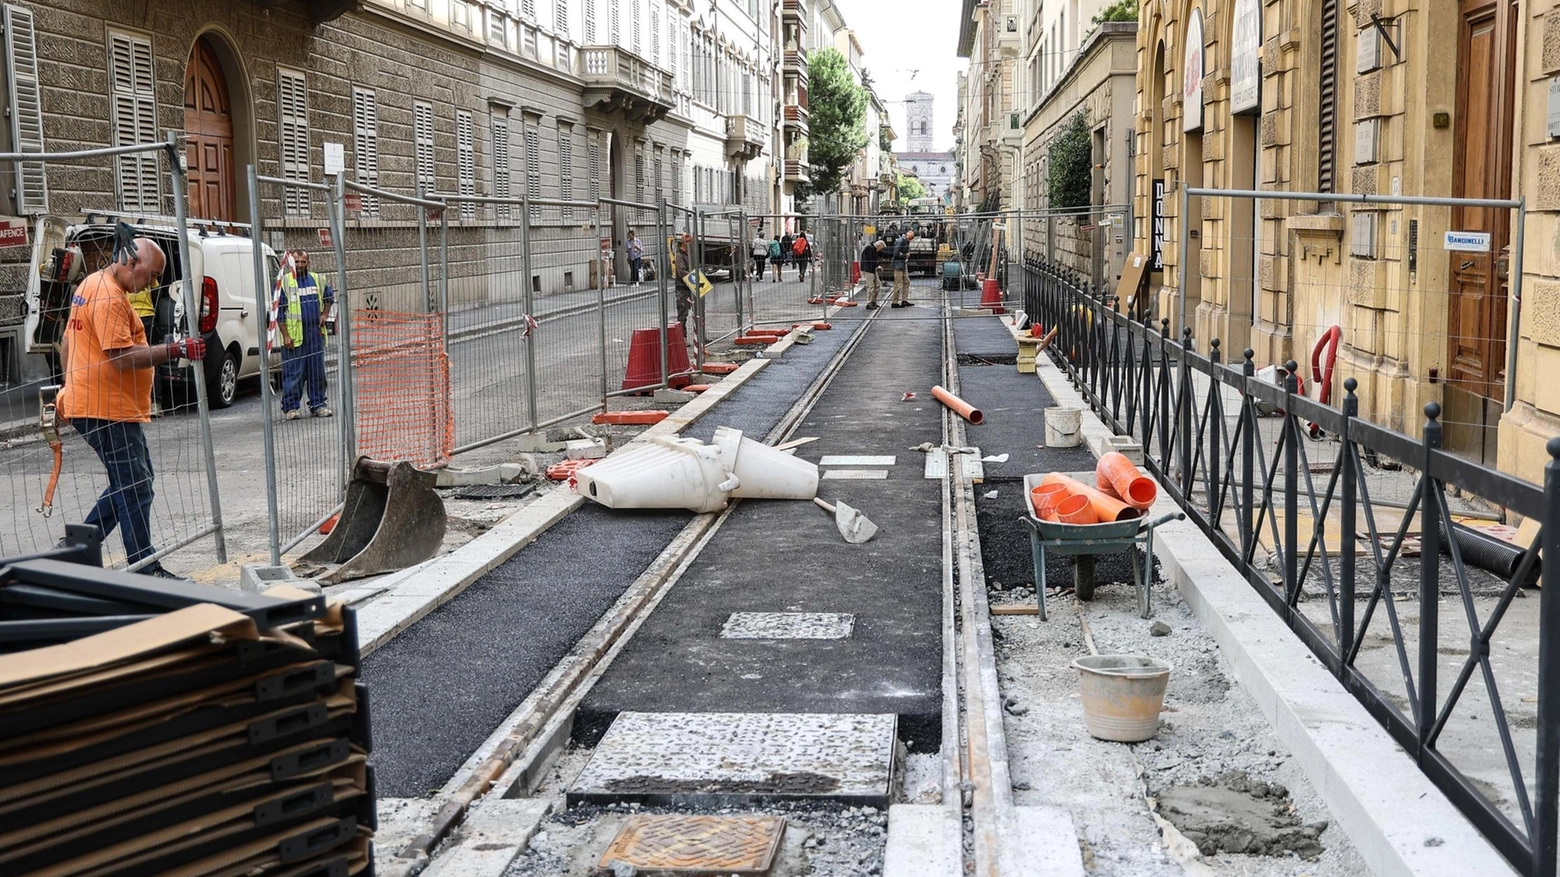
[362,315,862,797]
[577,302,947,750]
[950,315,1135,593]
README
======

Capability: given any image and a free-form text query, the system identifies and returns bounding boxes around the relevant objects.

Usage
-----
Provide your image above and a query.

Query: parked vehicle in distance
[23,212,281,410]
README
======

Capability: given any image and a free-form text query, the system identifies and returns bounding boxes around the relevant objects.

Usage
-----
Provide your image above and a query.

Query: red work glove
[168,338,206,361]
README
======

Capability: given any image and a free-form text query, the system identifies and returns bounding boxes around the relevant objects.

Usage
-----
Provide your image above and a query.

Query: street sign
[318,227,333,248]
[0,217,27,249]
[1444,230,1491,253]
[324,142,344,176]
[344,191,363,212]
[685,270,713,297]
[864,224,876,235]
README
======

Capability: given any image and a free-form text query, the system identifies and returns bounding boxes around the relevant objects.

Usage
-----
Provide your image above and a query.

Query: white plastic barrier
[712,427,820,500]
[573,436,739,513]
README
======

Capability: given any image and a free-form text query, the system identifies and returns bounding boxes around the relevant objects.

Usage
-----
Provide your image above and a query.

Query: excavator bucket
[299,457,447,584]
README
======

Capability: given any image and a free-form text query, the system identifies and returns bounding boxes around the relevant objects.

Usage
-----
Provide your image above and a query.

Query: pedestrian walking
[861,239,886,309]
[891,230,915,307]
[625,230,645,286]
[57,237,204,577]
[275,249,334,420]
[751,231,768,280]
[674,233,695,329]
[779,231,794,280]
[768,236,783,282]
[793,232,813,281]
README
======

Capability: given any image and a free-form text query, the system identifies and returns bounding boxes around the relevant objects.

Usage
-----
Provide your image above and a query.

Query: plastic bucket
[712,426,819,500]
[1073,655,1172,742]
[1044,407,1082,447]
[574,436,738,513]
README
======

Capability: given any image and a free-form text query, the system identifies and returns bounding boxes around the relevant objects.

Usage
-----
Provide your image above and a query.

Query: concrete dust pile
[1155,771,1327,859]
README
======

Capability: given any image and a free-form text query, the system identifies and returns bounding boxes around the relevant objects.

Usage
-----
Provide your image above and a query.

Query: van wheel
[210,348,239,409]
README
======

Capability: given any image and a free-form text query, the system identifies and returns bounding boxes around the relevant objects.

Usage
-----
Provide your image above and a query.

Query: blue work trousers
[74,418,156,565]
[281,332,328,413]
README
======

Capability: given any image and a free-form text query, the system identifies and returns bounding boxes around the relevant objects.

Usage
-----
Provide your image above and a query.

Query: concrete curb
[1021,329,1517,877]
[341,326,807,659]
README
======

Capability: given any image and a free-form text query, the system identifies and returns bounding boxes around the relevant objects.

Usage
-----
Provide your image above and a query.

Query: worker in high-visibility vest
[276,249,334,420]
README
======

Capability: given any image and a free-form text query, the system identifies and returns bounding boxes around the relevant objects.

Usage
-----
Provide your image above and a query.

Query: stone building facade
[1020,21,1136,289]
[0,0,796,382]
[1131,0,1531,469]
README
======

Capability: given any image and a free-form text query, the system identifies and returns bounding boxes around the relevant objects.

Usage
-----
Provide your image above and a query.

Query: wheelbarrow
[1020,472,1184,621]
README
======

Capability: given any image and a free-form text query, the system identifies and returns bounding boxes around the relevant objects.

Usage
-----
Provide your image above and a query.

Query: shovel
[813,497,879,544]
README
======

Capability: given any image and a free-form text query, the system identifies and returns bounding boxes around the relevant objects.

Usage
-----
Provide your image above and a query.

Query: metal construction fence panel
[1025,228,1559,875]
[1,140,225,572]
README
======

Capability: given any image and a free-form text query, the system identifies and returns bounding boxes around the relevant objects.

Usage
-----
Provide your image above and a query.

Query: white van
[23,213,280,409]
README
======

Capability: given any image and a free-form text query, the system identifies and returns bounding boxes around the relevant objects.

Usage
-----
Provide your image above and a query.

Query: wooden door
[1447,0,1517,397]
[183,38,235,221]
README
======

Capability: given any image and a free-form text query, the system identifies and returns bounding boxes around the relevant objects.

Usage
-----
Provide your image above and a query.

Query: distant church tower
[905,91,934,151]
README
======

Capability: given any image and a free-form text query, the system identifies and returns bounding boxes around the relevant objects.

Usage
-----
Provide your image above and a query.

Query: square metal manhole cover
[569,712,896,807]
[720,612,855,639]
[597,814,786,873]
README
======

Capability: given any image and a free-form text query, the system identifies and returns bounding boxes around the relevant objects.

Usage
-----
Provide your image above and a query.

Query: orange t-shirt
[58,269,152,423]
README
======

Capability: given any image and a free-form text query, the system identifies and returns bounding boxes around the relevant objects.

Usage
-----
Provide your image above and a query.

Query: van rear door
[22,215,69,353]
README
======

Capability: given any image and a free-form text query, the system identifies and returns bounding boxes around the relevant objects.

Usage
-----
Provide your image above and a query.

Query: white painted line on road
[820,455,897,467]
[822,469,888,480]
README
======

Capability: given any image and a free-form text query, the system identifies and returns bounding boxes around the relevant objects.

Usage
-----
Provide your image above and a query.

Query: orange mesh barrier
[351,310,452,469]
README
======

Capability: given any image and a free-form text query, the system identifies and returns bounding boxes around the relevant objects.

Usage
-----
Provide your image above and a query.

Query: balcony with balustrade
[578,45,675,123]
[781,0,808,25]
[724,115,766,162]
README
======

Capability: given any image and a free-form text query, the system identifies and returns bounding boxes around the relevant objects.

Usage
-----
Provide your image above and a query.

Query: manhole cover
[569,712,896,807]
[450,483,535,500]
[598,814,786,873]
[720,612,855,639]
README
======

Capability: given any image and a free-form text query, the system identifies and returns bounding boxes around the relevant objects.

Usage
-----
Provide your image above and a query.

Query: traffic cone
[980,278,1005,314]
[622,325,693,392]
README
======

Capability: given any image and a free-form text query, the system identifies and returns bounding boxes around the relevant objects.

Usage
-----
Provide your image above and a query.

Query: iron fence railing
[1025,257,1560,877]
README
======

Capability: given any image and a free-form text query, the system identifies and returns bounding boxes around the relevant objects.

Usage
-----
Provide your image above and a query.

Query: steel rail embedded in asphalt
[384,307,883,874]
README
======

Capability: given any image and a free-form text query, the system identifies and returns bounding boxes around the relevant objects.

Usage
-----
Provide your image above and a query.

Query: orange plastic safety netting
[351,310,453,469]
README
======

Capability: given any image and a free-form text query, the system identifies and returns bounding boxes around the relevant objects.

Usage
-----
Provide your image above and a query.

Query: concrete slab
[568,712,897,807]
[1010,805,1087,877]
[420,798,553,877]
[882,805,961,877]
[720,611,855,639]
[1030,350,1518,877]
[578,308,947,749]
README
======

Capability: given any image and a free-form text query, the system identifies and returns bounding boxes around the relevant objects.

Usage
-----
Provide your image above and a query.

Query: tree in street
[804,47,869,201]
[897,173,929,201]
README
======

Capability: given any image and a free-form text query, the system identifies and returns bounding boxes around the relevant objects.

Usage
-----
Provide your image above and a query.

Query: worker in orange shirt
[57,238,205,576]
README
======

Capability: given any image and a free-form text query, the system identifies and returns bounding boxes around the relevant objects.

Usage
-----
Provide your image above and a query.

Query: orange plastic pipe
[1030,483,1068,519]
[1094,470,1120,499]
[1096,452,1157,511]
[1055,493,1098,525]
[1041,472,1142,523]
[931,385,984,424]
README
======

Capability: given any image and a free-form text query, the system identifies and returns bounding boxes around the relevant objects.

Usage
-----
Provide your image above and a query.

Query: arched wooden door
[184,37,235,221]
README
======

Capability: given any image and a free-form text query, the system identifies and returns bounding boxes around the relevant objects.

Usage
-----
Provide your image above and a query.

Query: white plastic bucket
[1044,407,1082,448]
[712,426,820,500]
[574,436,739,513]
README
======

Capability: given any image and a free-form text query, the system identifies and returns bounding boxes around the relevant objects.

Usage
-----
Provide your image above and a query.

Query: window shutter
[585,0,596,42]
[653,148,663,207]
[667,12,677,85]
[278,70,310,216]
[414,101,434,195]
[588,131,601,202]
[5,4,45,213]
[492,116,510,221]
[611,0,620,47]
[631,0,641,54]
[457,110,475,220]
[1317,0,1338,194]
[522,0,537,21]
[649,2,659,66]
[109,31,158,212]
[526,121,540,222]
[555,0,569,39]
[559,125,574,221]
[352,88,379,216]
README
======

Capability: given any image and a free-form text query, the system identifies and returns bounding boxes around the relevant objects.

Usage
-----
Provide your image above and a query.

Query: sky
[832,0,967,154]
